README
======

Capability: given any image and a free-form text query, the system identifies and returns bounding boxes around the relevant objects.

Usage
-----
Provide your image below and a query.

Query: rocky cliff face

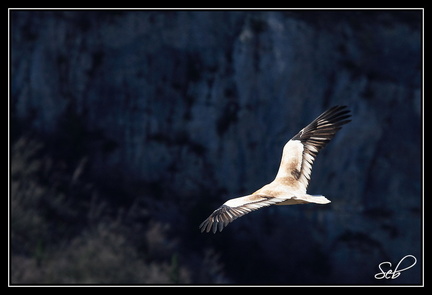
[11,10,422,284]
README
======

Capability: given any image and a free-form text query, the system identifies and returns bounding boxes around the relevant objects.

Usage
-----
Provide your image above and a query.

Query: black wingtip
[290,104,352,155]
[199,205,234,234]
[199,218,221,234]
[199,218,213,233]
[319,105,352,127]
[199,214,220,234]
[323,105,351,119]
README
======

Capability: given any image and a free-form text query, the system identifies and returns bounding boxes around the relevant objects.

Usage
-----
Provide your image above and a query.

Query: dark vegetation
[11,137,229,284]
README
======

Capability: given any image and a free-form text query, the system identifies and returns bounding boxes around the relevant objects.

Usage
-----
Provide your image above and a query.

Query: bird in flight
[199,105,351,233]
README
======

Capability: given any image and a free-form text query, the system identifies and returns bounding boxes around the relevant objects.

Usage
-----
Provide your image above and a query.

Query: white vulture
[199,105,351,233]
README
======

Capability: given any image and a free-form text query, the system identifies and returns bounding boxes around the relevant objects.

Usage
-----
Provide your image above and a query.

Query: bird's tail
[276,194,331,205]
[300,194,331,204]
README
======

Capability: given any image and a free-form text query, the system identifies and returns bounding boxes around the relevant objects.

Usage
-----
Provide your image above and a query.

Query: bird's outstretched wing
[275,105,351,193]
[199,194,286,233]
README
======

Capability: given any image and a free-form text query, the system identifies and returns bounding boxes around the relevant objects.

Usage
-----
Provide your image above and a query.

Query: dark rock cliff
[10,10,422,284]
